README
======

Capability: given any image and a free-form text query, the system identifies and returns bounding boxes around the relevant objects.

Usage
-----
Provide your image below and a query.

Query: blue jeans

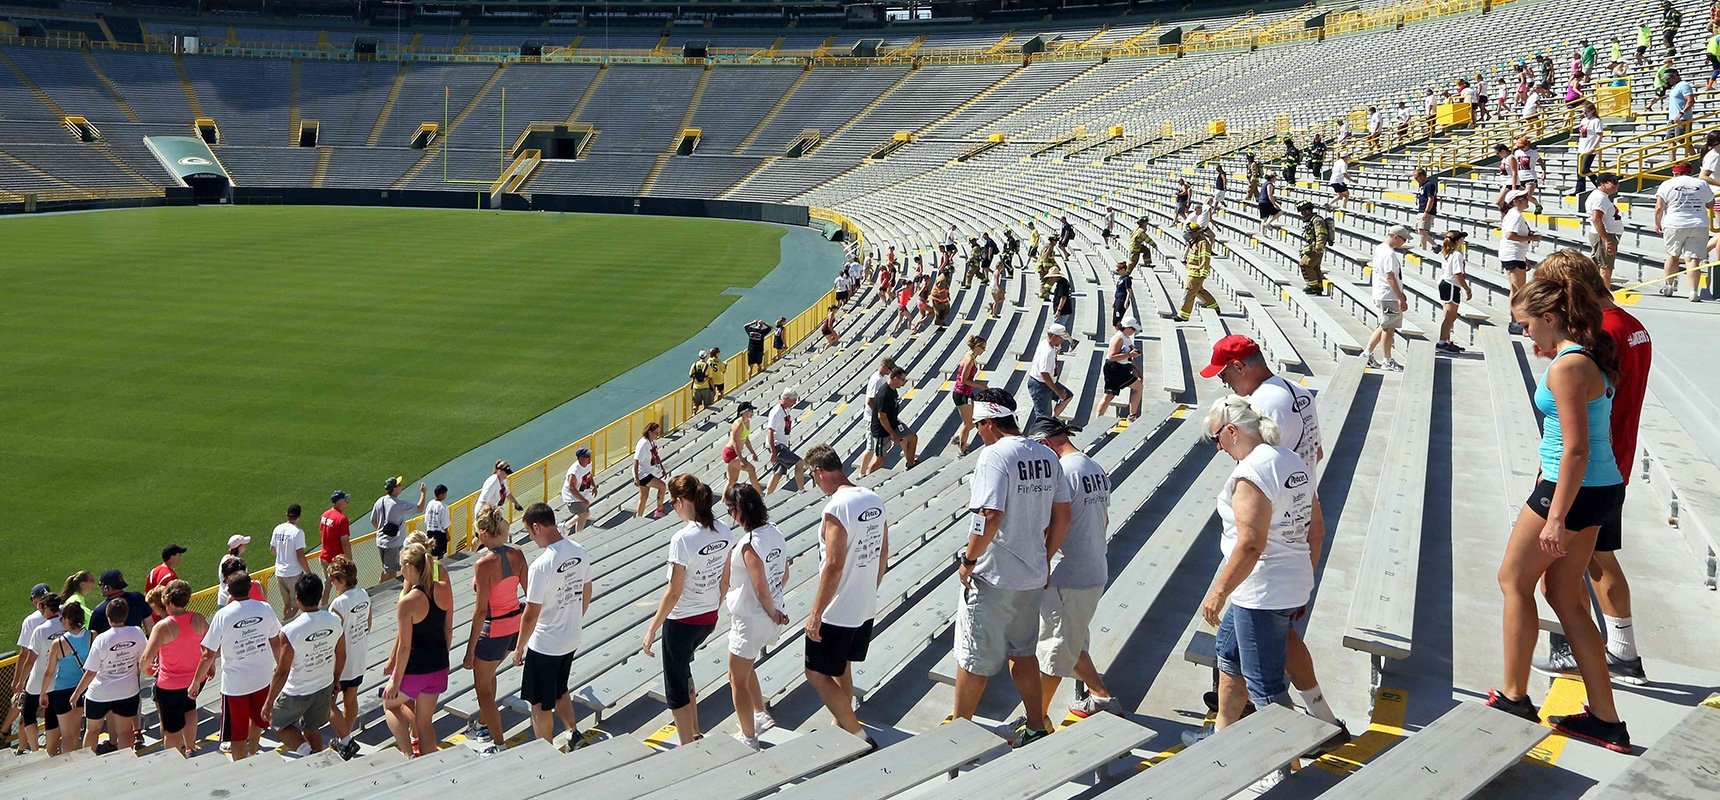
[1027,378,1067,420]
[1215,604,1297,709]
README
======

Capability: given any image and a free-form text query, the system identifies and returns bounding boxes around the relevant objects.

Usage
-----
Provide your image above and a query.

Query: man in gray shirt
[369,476,426,583]
[1026,417,1119,720]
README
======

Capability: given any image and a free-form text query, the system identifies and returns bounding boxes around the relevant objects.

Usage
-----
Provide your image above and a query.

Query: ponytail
[668,473,717,529]
[1513,270,1619,385]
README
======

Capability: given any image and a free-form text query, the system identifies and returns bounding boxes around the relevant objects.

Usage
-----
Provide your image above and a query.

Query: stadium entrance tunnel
[145,135,231,203]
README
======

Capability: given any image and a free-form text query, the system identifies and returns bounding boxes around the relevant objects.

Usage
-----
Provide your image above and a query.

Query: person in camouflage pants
[962,238,987,289]
[1126,217,1157,272]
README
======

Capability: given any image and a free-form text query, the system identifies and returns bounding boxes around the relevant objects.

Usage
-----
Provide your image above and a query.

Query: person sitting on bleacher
[1188,396,1315,791]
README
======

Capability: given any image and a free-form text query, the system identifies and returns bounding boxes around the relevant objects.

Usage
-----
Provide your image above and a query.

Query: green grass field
[0,206,784,624]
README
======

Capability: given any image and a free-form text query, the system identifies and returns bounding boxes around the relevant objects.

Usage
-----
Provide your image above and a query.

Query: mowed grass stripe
[0,206,784,620]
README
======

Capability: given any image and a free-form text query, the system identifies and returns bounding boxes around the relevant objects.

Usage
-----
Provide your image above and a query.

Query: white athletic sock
[1604,615,1638,660]
[1297,685,1340,725]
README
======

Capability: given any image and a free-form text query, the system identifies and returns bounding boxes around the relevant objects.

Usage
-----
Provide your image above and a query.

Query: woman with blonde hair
[1190,395,1315,778]
[464,504,529,750]
[642,474,732,745]
[1487,274,1630,752]
[951,335,989,455]
[384,541,454,757]
[723,403,764,493]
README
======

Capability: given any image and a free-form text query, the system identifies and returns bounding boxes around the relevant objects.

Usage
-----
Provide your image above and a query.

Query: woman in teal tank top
[1489,274,1630,752]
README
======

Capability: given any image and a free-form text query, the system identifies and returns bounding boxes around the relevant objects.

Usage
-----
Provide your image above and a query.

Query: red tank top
[156,611,201,690]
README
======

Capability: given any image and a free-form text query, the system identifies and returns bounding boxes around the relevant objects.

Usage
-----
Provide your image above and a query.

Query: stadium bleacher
[3,0,1720,798]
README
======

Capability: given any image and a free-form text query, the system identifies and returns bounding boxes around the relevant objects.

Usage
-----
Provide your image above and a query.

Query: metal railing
[1415,104,1583,172]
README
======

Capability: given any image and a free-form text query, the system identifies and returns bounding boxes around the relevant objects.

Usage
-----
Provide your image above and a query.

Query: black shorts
[1525,479,1626,532]
[1438,279,1463,304]
[156,686,196,733]
[474,631,518,663]
[836,290,849,302]
[1257,201,1279,217]
[46,688,76,727]
[1330,182,1349,193]
[747,348,764,366]
[427,530,449,558]
[638,475,660,488]
[1502,259,1530,272]
[805,619,873,677]
[339,676,363,691]
[19,690,40,724]
[84,693,140,720]
[520,648,576,712]
[952,392,972,407]
[662,618,715,710]
[1102,361,1139,395]
[1596,486,1626,552]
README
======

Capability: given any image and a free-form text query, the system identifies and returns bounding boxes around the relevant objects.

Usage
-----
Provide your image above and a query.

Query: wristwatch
[955,553,978,567]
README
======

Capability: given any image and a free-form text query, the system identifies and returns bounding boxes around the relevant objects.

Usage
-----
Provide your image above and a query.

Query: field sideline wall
[0,200,852,700]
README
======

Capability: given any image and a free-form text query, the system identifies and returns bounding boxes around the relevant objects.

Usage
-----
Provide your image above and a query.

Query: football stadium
[1,0,1718,798]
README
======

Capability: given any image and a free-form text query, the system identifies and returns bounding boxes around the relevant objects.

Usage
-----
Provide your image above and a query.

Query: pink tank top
[156,611,201,690]
[952,358,979,396]
[476,546,524,639]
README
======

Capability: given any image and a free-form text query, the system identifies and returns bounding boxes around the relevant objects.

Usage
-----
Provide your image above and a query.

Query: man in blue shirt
[1666,69,1696,161]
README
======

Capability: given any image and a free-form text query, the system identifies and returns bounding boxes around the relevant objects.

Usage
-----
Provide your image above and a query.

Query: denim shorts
[1215,604,1298,709]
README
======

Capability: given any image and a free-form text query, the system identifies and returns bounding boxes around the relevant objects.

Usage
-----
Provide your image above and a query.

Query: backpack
[1321,216,1336,245]
[690,361,708,382]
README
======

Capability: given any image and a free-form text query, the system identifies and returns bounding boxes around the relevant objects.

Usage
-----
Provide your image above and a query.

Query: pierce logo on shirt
[698,541,730,556]
[305,629,335,641]
[858,507,883,522]
[766,548,783,561]
[349,602,369,614]
[110,640,137,651]
[1292,395,1312,412]
[1285,472,1310,489]
[556,557,583,573]
[235,616,265,629]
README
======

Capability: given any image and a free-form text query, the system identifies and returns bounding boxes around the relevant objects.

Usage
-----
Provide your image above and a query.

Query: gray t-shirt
[968,436,1071,590]
[1050,452,1110,590]
[369,494,421,549]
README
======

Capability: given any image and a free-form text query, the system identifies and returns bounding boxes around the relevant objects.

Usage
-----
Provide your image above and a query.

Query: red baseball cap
[1200,335,1261,378]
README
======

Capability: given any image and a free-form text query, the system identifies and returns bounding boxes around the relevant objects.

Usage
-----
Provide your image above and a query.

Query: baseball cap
[30,583,51,600]
[227,534,251,549]
[1386,225,1415,241]
[1119,316,1141,331]
[161,543,188,562]
[1024,416,1083,441]
[330,490,350,503]
[736,401,758,415]
[1047,323,1069,337]
[1503,188,1531,203]
[575,446,592,458]
[495,460,514,474]
[98,569,127,590]
[1200,335,1262,378]
[1671,161,1693,175]
[384,475,404,491]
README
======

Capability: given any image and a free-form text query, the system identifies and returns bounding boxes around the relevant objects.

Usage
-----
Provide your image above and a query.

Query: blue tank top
[1534,346,1624,486]
[52,629,90,692]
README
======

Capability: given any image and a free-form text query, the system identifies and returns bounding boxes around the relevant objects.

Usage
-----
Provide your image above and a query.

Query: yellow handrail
[1416,104,1582,172]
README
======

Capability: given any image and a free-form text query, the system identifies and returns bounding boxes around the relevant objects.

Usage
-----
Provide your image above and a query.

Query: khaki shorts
[271,687,332,731]
[1587,232,1618,270]
[1664,225,1707,259]
[955,577,1042,676]
[1377,299,1404,330]
[1037,587,1102,677]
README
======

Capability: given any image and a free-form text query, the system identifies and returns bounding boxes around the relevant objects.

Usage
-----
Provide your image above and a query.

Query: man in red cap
[1653,159,1714,299]
[1196,335,1351,751]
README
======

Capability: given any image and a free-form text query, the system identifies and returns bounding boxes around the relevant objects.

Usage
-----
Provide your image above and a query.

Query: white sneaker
[753,711,777,735]
[1249,766,1291,793]
[732,732,761,751]
[292,743,313,757]
[1363,353,1381,369]
[1379,358,1404,372]
[1180,728,1213,748]
[1068,694,1123,718]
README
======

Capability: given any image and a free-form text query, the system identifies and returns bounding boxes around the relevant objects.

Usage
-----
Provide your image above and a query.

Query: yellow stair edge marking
[1522,676,1585,767]
[1314,686,1408,775]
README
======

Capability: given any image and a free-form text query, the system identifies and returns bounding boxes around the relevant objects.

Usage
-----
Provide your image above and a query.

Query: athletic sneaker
[1435,341,1466,354]
[732,732,761,751]
[1250,766,1291,793]
[1181,727,1214,747]
[1012,726,1051,748]
[1483,690,1541,722]
[1549,708,1632,753]
[1364,353,1382,369]
[1201,690,1256,716]
[562,728,603,752]
[338,738,361,761]
[477,743,503,756]
[1068,694,1124,718]
[753,711,777,734]
[1532,642,1648,685]
[1378,358,1405,372]
[466,719,492,741]
[1306,722,1354,757]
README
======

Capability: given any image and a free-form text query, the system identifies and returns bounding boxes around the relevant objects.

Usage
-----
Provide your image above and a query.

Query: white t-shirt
[835,274,850,293]
[726,523,788,618]
[1441,249,1469,283]
[1030,339,1060,385]
[1577,117,1603,153]
[201,598,282,696]
[667,521,732,620]
[1366,111,1381,133]
[819,486,888,627]
[1251,375,1322,471]
[1703,148,1720,179]
[83,626,146,703]
[767,404,794,449]
[478,473,508,508]
[1586,190,1623,236]
[25,618,65,694]
[524,537,590,657]
[271,522,306,579]
[1216,443,1315,610]
[1499,208,1534,262]
[329,587,372,682]
[1460,85,1478,104]
[1656,175,1716,229]
[1329,158,1348,185]
[17,610,44,653]
[968,436,1071,590]
[1369,241,1403,302]
[1423,94,1438,115]
[1050,452,1110,590]
[561,461,594,507]
[633,438,663,480]
[1513,147,1539,183]
[279,609,342,696]
[424,500,450,532]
